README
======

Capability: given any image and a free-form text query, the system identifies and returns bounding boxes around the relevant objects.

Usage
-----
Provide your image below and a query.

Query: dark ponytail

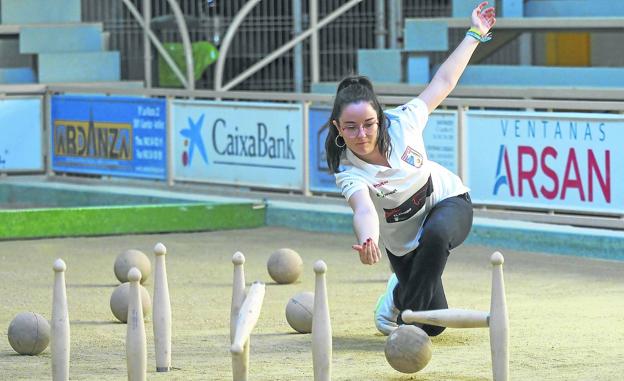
[325,75,392,173]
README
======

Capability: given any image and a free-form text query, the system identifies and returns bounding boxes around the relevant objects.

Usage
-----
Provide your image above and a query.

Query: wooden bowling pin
[489,252,509,381]
[312,260,331,381]
[51,258,70,381]
[230,252,249,381]
[153,242,172,372]
[126,267,147,381]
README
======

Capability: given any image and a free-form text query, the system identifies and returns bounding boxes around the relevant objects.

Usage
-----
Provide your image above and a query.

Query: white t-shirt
[335,98,469,256]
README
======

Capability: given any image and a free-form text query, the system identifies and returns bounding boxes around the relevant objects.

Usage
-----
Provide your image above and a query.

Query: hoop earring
[335,135,346,148]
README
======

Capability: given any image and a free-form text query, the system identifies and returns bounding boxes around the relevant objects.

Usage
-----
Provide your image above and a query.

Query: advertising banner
[422,110,458,175]
[309,107,458,193]
[465,110,622,214]
[51,95,167,180]
[172,100,303,190]
[0,97,43,172]
[309,107,336,193]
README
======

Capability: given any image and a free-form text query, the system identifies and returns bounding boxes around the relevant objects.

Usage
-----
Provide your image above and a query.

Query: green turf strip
[0,202,265,240]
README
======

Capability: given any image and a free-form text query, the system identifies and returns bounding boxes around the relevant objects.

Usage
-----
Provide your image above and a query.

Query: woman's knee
[419,227,450,252]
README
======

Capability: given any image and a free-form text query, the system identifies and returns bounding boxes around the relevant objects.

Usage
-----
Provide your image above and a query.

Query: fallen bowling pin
[231,281,265,354]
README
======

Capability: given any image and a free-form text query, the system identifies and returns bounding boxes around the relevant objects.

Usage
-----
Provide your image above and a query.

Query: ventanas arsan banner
[465,110,621,214]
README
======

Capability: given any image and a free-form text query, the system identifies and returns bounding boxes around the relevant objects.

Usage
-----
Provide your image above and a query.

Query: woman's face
[333,101,379,159]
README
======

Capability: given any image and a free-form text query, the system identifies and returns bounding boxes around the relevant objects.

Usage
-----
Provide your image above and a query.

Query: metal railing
[80,0,460,91]
[83,2,624,92]
[215,0,365,91]
[2,82,623,229]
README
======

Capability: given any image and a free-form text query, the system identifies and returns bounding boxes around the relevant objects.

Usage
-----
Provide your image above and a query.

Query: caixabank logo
[179,113,296,167]
[490,125,611,204]
[174,101,302,188]
[211,118,295,160]
[180,114,209,166]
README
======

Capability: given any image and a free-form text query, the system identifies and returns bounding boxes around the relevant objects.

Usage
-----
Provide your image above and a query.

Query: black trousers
[387,193,473,336]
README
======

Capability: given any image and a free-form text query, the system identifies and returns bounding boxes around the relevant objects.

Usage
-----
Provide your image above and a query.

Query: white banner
[172,100,303,190]
[465,110,623,214]
[0,97,43,172]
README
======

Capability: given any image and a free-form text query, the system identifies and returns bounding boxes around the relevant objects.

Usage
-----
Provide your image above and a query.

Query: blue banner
[465,110,623,214]
[172,100,303,190]
[51,95,167,180]
[0,97,43,172]
[309,107,337,193]
[308,107,459,194]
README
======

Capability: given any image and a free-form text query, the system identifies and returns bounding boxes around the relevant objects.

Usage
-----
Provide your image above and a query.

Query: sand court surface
[0,226,622,380]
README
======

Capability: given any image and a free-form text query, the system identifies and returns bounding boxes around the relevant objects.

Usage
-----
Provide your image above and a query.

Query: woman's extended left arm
[418,1,496,113]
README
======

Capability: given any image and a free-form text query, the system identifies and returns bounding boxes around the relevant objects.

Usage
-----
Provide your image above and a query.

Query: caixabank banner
[172,100,303,190]
[465,110,622,214]
[0,97,43,172]
[51,95,167,180]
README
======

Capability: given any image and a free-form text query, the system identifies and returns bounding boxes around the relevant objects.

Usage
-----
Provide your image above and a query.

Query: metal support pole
[310,0,320,83]
[375,0,386,48]
[44,92,52,177]
[519,33,532,66]
[458,105,468,183]
[302,101,311,196]
[396,0,403,47]
[388,0,397,49]
[166,96,173,186]
[143,0,152,88]
[293,0,304,92]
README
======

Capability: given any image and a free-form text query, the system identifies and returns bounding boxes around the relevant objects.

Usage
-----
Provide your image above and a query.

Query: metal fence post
[310,0,320,83]
[303,101,311,196]
[143,0,152,88]
[166,96,174,186]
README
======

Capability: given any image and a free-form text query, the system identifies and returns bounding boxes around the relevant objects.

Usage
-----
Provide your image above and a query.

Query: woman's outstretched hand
[472,1,496,36]
[352,238,382,265]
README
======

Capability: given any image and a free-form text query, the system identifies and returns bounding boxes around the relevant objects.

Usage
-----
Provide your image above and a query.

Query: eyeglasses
[340,121,378,138]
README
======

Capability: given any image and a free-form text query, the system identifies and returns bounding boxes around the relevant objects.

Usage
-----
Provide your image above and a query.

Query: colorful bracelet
[466,26,492,43]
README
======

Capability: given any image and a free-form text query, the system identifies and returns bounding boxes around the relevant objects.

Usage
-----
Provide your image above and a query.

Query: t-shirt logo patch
[401,146,423,168]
